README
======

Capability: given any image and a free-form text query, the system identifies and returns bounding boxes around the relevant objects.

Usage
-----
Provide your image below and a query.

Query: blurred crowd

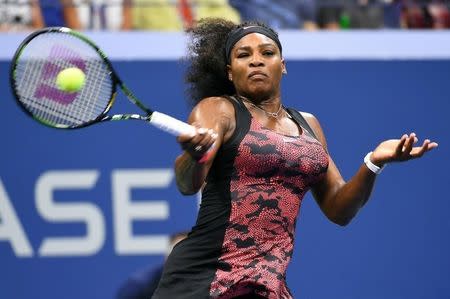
[1,0,450,32]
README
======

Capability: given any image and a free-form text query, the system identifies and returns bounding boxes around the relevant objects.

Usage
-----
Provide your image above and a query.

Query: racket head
[10,27,117,129]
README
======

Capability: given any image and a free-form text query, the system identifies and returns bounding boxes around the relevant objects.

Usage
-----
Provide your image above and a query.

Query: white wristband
[364,152,385,174]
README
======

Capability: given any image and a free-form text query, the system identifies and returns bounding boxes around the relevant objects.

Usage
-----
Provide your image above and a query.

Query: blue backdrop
[1,32,449,299]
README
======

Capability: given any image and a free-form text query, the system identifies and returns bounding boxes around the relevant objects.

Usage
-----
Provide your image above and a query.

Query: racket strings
[17,59,68,125]
[20,96,87,125]
[13,32,113,127]
[82,58,111,119]
[16,52,93,125]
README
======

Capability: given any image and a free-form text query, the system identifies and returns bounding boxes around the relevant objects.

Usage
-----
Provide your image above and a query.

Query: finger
[177,133,195,143]
[410,139,430,158]
[205,129,218,148]
[411,139,439,157]
[395,134,408,155]
[195,129,217,150]
[178,127,207,149]
[428,141,439,149]
[187,128,218,155]
[177,122,204,143]
[196,133,219,163]
[179,133,201,149]
[402,133,416,156]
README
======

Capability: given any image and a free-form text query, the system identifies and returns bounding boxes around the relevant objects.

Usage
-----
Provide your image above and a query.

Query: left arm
[305,113,438,226]
[121,0,133,30]
[31,0,44,29]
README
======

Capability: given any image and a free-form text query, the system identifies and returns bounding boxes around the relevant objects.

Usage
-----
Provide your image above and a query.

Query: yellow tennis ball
[56,67,85,92]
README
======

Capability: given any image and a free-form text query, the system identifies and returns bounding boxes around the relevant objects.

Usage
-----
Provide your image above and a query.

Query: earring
[282,69,287,74]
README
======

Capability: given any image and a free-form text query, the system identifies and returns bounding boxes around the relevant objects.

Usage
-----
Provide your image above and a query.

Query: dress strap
[285,107,318,141]
[221,95,251,147]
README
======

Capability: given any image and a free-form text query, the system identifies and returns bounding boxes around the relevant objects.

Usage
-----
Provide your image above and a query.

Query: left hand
[370,133,438,167]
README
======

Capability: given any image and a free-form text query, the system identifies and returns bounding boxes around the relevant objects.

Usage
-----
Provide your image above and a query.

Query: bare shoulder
[190,96,236,139]
[193,96,236,124]
[299,111,328,147]
[299,111,315,121]
[195,96,235,114]
[299,111,320,129]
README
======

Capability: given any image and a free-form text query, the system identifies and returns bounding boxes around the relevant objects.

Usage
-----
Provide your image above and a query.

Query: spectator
[316,0,342,29]
[194,0,240,25]
[40,0,81,29]
[125,0,183,31]
[0,0,44,31]
[383,0,402,29]
[74,0,130,30]
[401,1,433,29]
[428,1,450,28]
[122,0,240,31]
[229,0,318,30]
[116,232,189,299]
[342,0,383,29]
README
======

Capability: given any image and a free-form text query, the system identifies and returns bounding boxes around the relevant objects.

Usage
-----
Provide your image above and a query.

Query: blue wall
[1,34,449,299]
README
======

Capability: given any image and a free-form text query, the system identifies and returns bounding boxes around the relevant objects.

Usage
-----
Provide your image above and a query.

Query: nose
[249,53,264,67]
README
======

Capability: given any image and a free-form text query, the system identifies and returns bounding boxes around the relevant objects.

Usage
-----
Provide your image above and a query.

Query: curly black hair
[184,18,278,106]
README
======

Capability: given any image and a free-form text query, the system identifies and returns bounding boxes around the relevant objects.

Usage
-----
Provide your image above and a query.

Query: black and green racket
[10,27,195,136]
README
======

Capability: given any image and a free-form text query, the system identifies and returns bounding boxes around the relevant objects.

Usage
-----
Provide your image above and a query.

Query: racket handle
[149,111,196,137]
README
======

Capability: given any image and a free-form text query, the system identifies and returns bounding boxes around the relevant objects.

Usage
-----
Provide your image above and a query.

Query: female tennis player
[152,18,438,299]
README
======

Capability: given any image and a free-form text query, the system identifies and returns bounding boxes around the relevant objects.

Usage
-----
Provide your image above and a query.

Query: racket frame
[10,27,154,129]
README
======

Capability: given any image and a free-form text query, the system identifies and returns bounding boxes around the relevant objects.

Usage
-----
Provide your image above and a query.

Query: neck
[238,95,284,118]
[238,94,281,112]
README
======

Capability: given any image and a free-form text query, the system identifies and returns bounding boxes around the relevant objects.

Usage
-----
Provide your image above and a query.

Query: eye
[237,52,249,58]
[263,51,274,56]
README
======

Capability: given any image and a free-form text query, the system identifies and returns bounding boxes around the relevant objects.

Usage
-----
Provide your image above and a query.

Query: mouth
[248,71,267,79]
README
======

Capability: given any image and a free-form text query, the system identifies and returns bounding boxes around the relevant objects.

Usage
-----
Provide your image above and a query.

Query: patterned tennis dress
[152,97,329,299]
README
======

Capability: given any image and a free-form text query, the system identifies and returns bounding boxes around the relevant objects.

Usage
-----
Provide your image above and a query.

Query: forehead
[233,33,278,50]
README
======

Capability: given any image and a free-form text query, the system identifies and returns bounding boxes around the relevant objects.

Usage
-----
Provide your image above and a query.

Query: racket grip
[149,111,196,137]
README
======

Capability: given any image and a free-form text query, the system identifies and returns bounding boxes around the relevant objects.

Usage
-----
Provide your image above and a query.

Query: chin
[245,87,273,101]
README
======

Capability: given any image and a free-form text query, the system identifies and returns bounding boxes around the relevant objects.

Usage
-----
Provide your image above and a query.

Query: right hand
[177,123,218,161]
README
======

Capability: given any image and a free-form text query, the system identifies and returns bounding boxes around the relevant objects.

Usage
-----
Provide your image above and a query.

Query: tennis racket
[10,27,196,137]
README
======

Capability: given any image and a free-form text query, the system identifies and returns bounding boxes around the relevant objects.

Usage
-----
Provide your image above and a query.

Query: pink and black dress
[152,97,329,299]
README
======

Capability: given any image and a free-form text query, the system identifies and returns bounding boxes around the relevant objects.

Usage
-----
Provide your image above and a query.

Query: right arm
[175,97,235,195]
